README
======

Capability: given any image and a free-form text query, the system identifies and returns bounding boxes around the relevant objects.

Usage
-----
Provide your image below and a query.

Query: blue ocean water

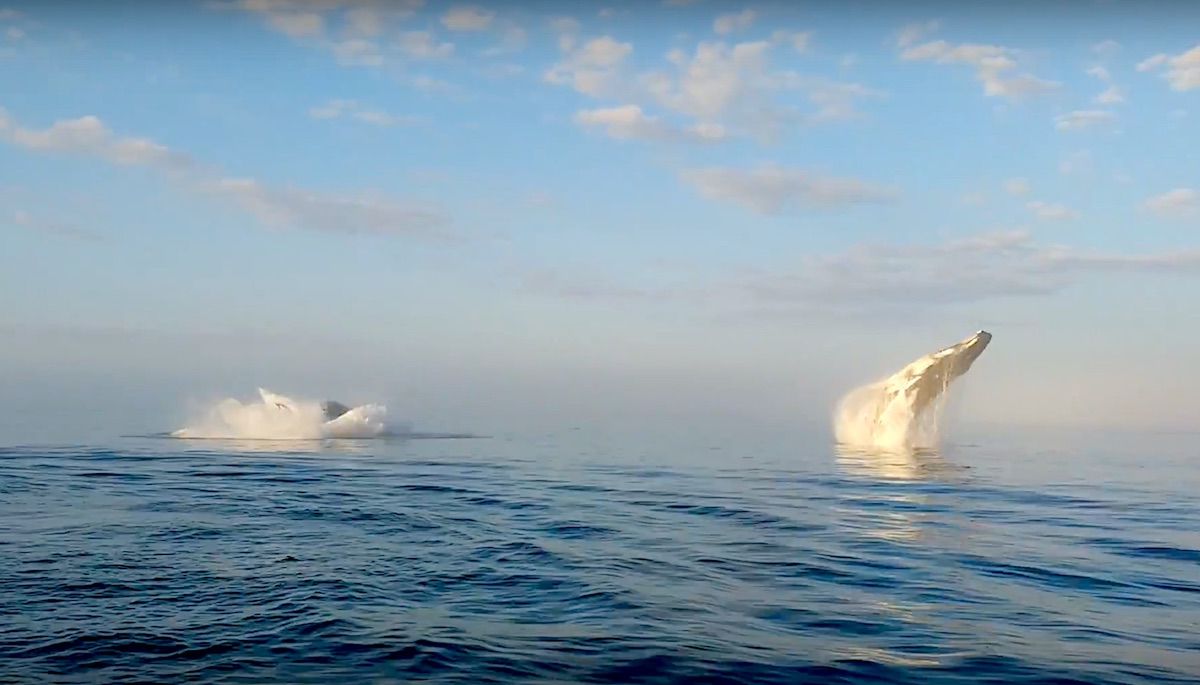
[1,428,1198,684]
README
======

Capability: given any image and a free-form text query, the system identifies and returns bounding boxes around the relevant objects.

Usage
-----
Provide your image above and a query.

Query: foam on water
[173,388,388,440]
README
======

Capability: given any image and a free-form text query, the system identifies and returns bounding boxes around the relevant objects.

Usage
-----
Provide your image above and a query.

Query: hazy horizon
[3,0,1199,437]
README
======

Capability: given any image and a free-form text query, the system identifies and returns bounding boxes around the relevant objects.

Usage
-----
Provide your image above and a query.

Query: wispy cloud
[0,109,193,171]
[544,35,632,97]
[679,164,896,215]
[1144,188,1198,218]
[734,231,1200,310]
[441,5,495,32]
[640,40,877,139]
[1138,44,1200,91]
[1003,177,1031,197]
[713,9,756,36]
[309,99,419,126]
[7,208,104,242]
[545,29,872,142]
[215,0,465,80]
[1054,109,1115,131]
[1095,86,1124,105]
[209,178,448,238]
[530,230,1200,312]
[1058,150,1093,176]
[1085,63,1126,105]
[897,24,1059,99]
[574,105,726,143]
[771,29,812,54]
[1026,200,1080,222]
[1,106,449,239]
[397,30,454,59]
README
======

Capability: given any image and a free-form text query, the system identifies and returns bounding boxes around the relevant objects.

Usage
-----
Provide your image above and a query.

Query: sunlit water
[1,427,1198,684]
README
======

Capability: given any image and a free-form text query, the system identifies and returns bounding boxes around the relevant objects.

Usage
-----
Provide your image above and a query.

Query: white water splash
[834,331,991,450]
[173,388,388,440]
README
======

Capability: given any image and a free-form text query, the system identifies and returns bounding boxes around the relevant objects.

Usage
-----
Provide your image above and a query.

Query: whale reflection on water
[834,443,964,481]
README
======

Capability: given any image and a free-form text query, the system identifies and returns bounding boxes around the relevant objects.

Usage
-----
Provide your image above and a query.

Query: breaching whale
[172,388,388,439]
[834,330,991,450]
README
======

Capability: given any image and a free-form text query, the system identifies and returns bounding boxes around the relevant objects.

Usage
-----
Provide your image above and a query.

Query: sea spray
[834,331,991,450]
[173,388,388,439]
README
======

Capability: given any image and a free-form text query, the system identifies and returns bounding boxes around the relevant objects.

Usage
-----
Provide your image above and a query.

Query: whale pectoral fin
[322,401,352,421]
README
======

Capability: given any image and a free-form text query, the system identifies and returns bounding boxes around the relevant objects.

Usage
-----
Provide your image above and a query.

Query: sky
[1,0,1198,437]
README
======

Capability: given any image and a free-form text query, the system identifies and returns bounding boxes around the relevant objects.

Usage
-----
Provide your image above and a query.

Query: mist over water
[172,388,389,440]
[834,381,951,450]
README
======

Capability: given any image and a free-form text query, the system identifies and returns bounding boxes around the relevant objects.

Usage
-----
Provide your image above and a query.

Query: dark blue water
[2,429,1198,684]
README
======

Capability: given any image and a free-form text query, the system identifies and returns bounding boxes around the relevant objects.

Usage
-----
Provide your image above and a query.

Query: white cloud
[643,40,775,121]
[211,178,447,237]
[345,7,384,37]
[898,29,1059,98]
[548,16,581,51]
[1,107,448,239]
[679,164,896,214]
[546,32,872,142]
[896,20,939,49]
[961,191,988,207]
[441,5,495,32]
[1095,85,1124,105]
[1092,39,1121,55]
[330,38,385,66]
[1054,109,1115,131]
[9,208,103,242]
[224,0,424,39]
[397,30,454,59]
[269,10,324,37]
[479,62,524,79]
[308,99,417,126]
[0,109,192,170]
[1085,65,1125,105]
[484,24,527,56]
[5,26,22,41]
[1058,150,1093,176]
[574,105,726,143]
[1003,177,1031,196]
[217,1,437,73]
[406,74,458,94]
[771,30,812,53]
[713,9,756,36]
[639,40,877,138]
[1144,188,1198,218]
[0,8,21,20]
[544,35,632,97]
[1026,200,1080,221]
[1137,44,1200,91]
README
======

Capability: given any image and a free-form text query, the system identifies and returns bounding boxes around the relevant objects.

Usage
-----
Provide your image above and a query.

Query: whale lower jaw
[834,331,991,450]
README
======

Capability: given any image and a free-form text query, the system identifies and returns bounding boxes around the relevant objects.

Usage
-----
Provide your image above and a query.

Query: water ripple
[1,438,1197,684]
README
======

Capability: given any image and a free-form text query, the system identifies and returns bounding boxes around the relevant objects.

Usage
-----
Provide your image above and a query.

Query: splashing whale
[834,330,991,450]
[172,388,389,439]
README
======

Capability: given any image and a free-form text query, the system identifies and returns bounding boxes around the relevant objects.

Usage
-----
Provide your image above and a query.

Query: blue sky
[1,1,1198,435]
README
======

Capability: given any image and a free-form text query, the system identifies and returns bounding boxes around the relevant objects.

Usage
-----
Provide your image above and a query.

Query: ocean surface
[1,427,1198,684]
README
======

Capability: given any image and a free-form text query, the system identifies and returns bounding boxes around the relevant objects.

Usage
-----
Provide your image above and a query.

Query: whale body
[834,330,991,450]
